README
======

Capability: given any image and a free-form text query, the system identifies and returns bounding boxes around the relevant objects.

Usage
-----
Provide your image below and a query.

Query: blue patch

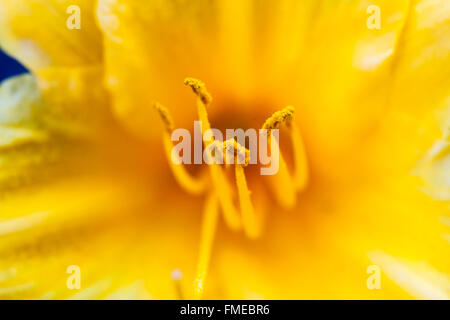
[0,49,29,82]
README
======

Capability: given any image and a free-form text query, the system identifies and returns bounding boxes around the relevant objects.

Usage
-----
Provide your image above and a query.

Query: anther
[262,106,295,130]
[184,78,213,106]
[223,139,250,166]
[153,101,174,132]
[206,139,250,166]
[261,106,298,208]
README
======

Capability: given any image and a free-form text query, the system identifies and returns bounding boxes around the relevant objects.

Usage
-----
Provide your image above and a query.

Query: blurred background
[0,49,27,82]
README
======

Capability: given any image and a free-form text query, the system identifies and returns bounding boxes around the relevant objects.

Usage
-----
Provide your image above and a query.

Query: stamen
[266,132,297,209]
[185,78,212,132]
[235,165,260,238]
[290,122,309,191]
[163,133,206,195]
[206,139,250,166]
[262,106,309,207]
[206,139,259,237]
[193,193,219,299]
[184,78,212,106]
[262,107,296,208]
[223,139,250,166]
[207,154,242,230]
[154,102,206,195]
[185,78,242,230]
[153,102,174,133]
[262,106,295,130]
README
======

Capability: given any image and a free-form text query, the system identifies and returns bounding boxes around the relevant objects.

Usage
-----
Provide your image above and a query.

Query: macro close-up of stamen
[0,0,448,307]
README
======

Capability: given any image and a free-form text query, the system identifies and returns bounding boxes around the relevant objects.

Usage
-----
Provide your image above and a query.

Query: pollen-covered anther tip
[153,101,174,132]
[262,106,295,130]
[223,139,250,166]
[184,77,212,105]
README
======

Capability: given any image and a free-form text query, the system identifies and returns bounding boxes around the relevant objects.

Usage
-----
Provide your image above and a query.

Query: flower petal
[96,0,326,139]
[390,0,450,117]
[0,74,41,126]
[0,74,101,192]
[0,177,201,299]
[0,0,103,70]
[35,66,115,138]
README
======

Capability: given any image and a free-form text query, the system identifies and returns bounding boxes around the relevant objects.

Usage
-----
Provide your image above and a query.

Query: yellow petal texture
[0,75,54,190]
[390,0,450,118]
[213,175,449,299]
[34,66,115,138]
[0,0,102,70]
[367,0,450,174]
[95,0,441,183]
[369,250,450,300]
[0,74,41,126]
[0,0,112,138]
[0,0,115,137]
[0,177,201,299]
[0,75,46,153]
[0,74,116,194]
[0,76,202,299]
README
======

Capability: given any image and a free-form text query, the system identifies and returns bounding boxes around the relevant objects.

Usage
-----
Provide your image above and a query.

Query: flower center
[155,78,309,298]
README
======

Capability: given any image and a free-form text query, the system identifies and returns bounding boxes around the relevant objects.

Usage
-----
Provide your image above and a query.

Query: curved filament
[262,106,309,208]
[185,78,242,230]
[193,192,220,299]
[154,102,206,195]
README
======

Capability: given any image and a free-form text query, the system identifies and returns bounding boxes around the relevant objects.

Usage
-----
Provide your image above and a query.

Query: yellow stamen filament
[207,139,250,166]
[235,165,260,238]
[206,148,241,230]
[207,139,259,238]
[186,78,241,230]
[154,79,309,297]
[153,101,174,133]
[193,193,219,299]
[154,102,206,195]
[223,139,250,166]
[267,132,297,209]
[262,106,309,207]
[162,133,206,195]
[290,122,309,191]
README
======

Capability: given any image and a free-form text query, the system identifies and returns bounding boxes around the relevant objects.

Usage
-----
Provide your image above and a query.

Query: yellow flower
[0,0,449,299]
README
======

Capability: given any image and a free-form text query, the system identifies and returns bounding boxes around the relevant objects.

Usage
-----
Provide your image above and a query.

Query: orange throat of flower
[155,78,309,299]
